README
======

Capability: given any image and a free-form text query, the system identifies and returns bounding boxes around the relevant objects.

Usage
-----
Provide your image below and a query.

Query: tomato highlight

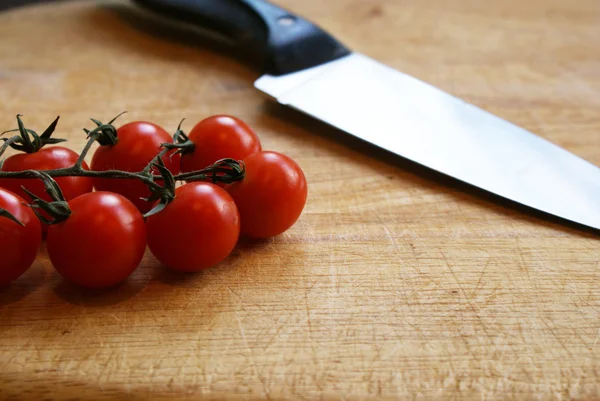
[180,115,261,173]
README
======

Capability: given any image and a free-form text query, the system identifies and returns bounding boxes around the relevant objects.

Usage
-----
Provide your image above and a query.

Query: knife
[131,0,600,231]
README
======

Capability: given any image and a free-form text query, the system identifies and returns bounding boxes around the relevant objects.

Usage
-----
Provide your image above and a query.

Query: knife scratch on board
[472,257,491,297]
[233,305,270,398]
[372,208,444,293]
[441,251,494,346]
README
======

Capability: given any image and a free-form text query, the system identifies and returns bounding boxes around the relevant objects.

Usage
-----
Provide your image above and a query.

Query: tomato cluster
[0,115,307,288]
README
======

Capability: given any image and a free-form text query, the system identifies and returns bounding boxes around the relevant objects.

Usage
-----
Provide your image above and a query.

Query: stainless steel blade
[255,53,600,230]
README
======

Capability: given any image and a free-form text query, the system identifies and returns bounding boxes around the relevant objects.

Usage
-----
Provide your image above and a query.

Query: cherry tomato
[226,151,307,238]
[146,182,240,272]
[180,115,261,173]
[91,121,181,214]
[0,146,93,203]
[0,188,42,285]
[47,191,146,288]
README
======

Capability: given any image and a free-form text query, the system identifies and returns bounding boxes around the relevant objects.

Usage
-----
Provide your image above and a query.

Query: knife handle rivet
[277,16,296,26]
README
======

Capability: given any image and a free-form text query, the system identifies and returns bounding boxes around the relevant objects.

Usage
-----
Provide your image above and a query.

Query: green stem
[0,135,22,158]
[0,124,244,187]
[142,146,170,175]
[74,130,99,170]
[0,207,24,226]
[0,166,243,186]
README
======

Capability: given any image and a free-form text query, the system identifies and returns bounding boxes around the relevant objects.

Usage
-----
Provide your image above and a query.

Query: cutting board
[1,0,600,399]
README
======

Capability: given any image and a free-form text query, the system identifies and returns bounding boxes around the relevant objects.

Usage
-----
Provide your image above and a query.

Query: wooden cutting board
[1,0,599,399]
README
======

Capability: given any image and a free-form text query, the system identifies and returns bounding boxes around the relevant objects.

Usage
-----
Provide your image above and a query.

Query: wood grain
[1,0,600,399]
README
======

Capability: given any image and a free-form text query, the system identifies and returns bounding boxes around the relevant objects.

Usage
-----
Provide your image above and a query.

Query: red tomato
[146,182,240,272]
[47,191,146,288]
[0,188,42,285]
[0,146,94,203]
[180,115,261,173]
[91,121,181,214]
[226,151,307,238]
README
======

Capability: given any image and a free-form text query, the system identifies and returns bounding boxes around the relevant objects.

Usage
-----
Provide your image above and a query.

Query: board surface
[1,0,600,399]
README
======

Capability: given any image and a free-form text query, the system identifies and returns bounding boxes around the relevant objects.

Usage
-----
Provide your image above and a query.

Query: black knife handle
[131,0,350,75]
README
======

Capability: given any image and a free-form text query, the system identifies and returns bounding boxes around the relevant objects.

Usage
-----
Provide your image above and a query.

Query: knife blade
[132,0,600,231]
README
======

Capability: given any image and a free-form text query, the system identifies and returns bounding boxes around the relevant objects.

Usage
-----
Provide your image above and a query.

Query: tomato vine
[0,113,245,223]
